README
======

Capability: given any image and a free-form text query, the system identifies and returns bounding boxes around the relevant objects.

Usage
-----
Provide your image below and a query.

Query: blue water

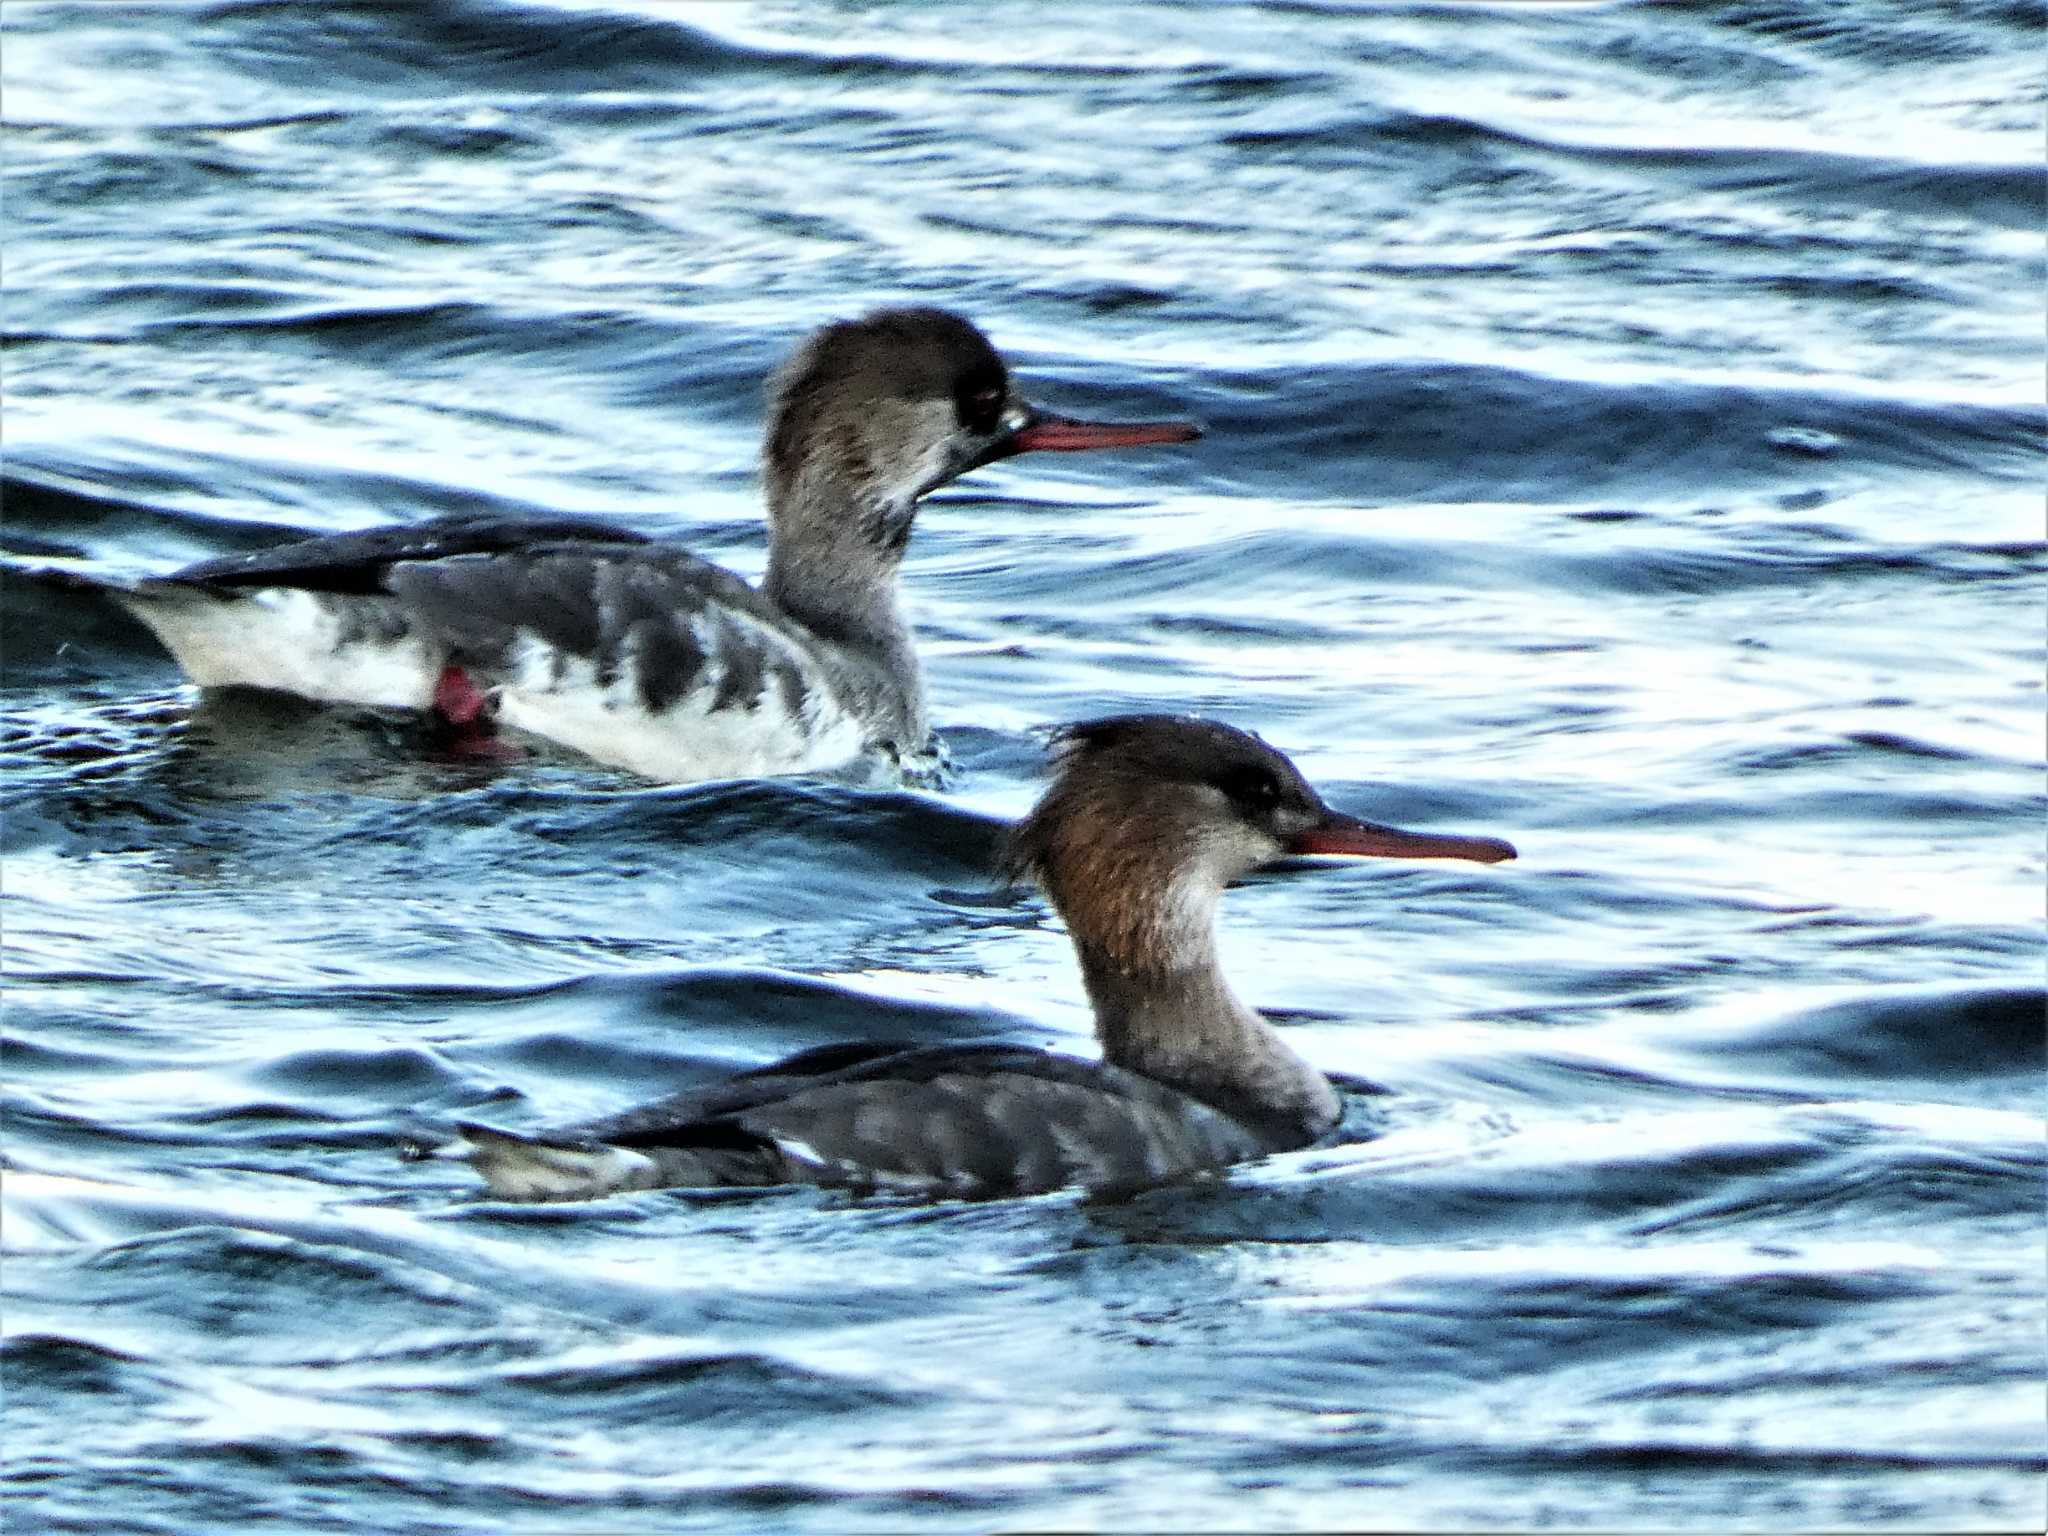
[3,1,2043,1530]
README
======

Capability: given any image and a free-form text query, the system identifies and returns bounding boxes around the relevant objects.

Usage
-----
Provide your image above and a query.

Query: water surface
[3,1,2043,1530]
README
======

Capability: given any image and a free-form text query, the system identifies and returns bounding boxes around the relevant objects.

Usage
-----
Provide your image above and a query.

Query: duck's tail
[414,1121,668,1203]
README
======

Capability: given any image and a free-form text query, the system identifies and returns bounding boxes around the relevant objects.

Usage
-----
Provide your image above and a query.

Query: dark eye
[1218,763,1283,816]
[955,374,1006,435]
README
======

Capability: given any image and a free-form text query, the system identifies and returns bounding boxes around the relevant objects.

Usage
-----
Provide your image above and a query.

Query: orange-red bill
[1289,813,1517,865]
[1008,412,1202,452]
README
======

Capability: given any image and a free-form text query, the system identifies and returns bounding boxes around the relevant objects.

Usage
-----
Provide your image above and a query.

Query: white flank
[493,617,870,782]
[118,588,438,709]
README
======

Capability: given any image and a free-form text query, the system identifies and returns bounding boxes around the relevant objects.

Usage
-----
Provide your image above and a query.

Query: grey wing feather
[572,1041,930,1146]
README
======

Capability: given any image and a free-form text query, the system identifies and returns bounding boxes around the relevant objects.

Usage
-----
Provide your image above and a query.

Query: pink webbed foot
[429,665,524,761]
[433,664,494,727]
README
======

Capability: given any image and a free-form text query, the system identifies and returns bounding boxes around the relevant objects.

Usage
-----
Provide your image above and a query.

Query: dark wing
[162,512,654,596]
[581,1043,1273,1196]
[571,1039,932,1145]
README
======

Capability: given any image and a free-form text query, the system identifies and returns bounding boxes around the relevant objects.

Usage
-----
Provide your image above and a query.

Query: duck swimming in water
[52,309,1198,783]
[437,715,1516,1202]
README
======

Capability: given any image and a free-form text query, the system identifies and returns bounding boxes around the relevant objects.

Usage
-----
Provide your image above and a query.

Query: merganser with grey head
[71,309,1198,782]
[436,716,1516,1201]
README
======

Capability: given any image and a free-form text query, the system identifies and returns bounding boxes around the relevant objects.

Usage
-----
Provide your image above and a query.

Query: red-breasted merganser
[65,308,1198,782]
[437,715,1516,1201]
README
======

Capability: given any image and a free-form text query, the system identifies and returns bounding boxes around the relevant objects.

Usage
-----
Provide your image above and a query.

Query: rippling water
[4,1,2043,1530]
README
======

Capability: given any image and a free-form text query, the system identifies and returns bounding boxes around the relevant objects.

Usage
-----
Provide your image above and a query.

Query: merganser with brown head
[437,716,1516,1201]
[59,309,1198,783]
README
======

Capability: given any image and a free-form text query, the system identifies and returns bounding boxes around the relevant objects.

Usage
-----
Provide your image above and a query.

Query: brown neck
[1057,876,1341,1144]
